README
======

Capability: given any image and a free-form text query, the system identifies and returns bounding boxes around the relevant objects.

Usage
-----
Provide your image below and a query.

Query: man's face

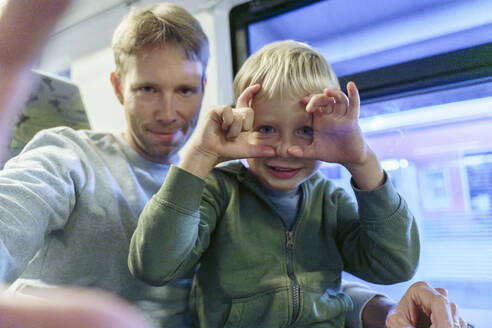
[111,44,205,164]
[247,96,321,192]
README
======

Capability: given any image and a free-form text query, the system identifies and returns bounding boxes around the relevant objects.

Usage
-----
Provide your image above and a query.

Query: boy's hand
[289,82,367,164]
[182,84,275,179]
[289,82,384,190]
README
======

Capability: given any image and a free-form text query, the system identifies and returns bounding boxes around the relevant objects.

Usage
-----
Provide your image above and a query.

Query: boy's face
[247,96,321,192]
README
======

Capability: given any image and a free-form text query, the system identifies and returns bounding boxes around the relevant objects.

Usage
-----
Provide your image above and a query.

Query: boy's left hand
[290,82,385,190]
[289,82,369,165]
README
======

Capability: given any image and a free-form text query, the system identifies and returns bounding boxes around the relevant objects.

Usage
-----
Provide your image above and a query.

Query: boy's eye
[258,126,275,134]
[298,126,313,136]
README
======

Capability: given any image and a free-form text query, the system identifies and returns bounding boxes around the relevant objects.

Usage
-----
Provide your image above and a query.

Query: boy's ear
[110,72,124,105]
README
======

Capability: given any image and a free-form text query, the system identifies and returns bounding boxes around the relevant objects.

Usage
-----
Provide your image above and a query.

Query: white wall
[70,47,124,132]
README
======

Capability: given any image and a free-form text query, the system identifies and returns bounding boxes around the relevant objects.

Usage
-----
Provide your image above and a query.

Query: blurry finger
[317,101,335,115]
[242,144,275,158]
[236,84,261,108]
[449,302,466,328]
[300,95,312,105]
[435,287,448,297]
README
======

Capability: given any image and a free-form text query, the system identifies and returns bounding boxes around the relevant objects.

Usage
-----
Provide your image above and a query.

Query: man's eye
[140,86,156,93]
[179,87,196,96]
[258,126,275,134]
[298,126,313,136]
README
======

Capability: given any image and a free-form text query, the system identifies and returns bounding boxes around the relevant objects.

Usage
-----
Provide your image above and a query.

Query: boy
[129,40,420,327]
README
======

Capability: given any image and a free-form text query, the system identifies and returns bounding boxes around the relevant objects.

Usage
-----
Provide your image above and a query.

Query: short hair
[233,40,339,102]
[112,3,209,78]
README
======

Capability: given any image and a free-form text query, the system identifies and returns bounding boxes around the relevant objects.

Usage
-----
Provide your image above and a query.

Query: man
[0,1,467,327]
[1,2,207,326]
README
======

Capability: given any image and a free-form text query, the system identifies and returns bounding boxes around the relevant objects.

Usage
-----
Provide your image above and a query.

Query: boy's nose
[155,93,177,124]
[275,136,294,157]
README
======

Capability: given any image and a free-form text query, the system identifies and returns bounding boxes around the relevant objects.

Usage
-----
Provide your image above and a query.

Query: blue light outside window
[248,0,492,76]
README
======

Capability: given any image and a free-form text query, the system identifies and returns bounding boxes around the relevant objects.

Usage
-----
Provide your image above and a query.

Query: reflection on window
[464,152,492,212]
[419,167,451,210]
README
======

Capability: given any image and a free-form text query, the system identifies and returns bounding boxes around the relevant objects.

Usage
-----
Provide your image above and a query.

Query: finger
[211,105,233,130]
[286,145,318,159]
[346,81,360,119]
[236,107,254,131]
[287,145,304,158]
[323,88,348,107]
[385,311,415,328]
[305,94,336,113]
[408,282,453,325]
[226,114,243,139]
[236,84,261,109]
[220,106,234,130]
[435,288,448,297]
[437,288,466,328]
[241,144,275,158]
[449,302,466,328]
[300,94,312,105]
[323,88,349,116]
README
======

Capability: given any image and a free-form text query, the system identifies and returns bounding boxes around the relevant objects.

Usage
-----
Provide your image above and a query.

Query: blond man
[0,2,208,326]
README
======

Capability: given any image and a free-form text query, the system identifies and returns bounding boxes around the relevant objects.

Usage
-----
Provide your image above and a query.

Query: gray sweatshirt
[0,127,189,327]
[0,127,379,328]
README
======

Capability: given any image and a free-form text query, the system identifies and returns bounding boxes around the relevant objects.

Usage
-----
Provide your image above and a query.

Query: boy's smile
[247,95,321,192]
[266,164,302,179]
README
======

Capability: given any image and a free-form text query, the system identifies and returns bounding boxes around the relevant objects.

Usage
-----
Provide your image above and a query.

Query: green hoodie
[130,161,419,327]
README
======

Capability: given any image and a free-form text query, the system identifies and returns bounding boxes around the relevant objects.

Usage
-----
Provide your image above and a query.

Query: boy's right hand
[181,84,275,179]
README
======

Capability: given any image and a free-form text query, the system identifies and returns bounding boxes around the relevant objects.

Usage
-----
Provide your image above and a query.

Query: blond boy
[130,40,419,327]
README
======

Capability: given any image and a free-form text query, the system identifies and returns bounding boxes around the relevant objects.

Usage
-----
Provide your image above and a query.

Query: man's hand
[181,84,275,179]
[0,0,72,163]
[0,285,150,328]
[386,281,467,328]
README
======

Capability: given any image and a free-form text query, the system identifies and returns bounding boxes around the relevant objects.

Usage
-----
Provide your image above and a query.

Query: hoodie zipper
[243,170,305,326]
[286,230,300,325]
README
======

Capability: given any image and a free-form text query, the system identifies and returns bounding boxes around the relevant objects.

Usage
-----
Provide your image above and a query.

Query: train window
[230,0,492,324]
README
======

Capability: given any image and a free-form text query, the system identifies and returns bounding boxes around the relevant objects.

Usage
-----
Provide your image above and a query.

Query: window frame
[229,0,492,101]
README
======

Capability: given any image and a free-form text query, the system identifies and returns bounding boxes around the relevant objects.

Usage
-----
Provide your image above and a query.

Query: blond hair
[233,40,339,102]
[112,3,209,77]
